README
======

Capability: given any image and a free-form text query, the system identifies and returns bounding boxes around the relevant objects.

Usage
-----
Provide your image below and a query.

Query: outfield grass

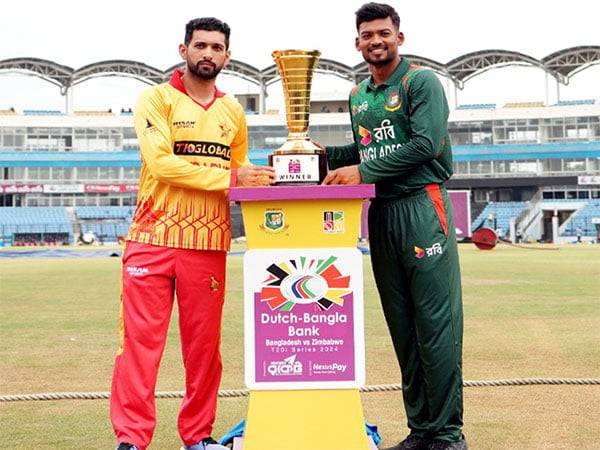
[1,244,599,449]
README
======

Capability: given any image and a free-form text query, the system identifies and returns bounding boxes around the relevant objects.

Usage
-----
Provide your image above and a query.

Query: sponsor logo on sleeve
[143,118,158,136]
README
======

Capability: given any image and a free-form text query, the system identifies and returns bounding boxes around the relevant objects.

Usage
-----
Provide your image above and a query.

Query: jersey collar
[169,69,225,110]
[366,57,411,91]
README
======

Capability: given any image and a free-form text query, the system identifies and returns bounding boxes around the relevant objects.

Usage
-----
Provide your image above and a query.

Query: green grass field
[1,244,599,449]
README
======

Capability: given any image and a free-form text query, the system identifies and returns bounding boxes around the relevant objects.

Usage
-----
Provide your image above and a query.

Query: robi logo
[358,126,372,145]
[414,246,425,259]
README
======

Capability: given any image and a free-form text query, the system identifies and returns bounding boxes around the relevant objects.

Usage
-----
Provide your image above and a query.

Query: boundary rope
[2,378,599,402]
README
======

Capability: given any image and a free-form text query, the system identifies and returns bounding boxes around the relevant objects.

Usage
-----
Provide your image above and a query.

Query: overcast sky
[1,0,599,112]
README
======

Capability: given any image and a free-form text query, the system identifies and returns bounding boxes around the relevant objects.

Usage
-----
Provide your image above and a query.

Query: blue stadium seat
[471,201,528,237]
[552,99,595,107]
[0,207,73,244]
[560,201,600,237]
[75,206,135,220]
[22,109,64,116]
[456,103,496,110]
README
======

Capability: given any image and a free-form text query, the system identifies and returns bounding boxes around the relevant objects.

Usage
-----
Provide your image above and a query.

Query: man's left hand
[322,165,362,185]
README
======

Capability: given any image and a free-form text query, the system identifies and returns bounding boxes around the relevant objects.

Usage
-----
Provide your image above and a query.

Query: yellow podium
[229,184,376,450]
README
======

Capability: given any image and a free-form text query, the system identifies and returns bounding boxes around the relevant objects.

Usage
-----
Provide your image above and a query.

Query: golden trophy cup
[269,49,328,185]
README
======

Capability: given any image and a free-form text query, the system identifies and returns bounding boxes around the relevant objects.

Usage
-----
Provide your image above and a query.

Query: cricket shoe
[181,436,228,450]
[382,434,431,450]
[116,443,139,450]
[429,435,468,450]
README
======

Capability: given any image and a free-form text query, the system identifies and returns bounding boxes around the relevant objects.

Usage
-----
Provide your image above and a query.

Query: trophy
[268,50,327,185]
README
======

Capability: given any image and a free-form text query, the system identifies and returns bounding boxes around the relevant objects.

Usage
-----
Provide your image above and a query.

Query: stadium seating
[80,222,130,240]
[456,103,496,110]
[73,110,114,116]
[471,201,528,236]
[560,201,600,237]
[0,207,72,245]
[552,99,596,107]
[503,101,545,108]
[23,109,64,116]
[76,206,135,242]
[75,206,135,220]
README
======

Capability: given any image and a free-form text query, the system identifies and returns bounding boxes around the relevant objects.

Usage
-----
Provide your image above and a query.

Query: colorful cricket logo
[358,125,372,146]
[259,256,352,311]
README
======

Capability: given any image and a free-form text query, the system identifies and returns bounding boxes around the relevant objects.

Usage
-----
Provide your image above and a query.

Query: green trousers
[368,185,464,441]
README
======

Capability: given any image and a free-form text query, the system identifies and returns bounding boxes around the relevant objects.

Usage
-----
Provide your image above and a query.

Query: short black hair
[355,2,400,30]
[184,17,231,48]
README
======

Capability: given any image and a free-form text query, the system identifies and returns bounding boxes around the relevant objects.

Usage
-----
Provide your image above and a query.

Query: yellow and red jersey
[127,69,249,251]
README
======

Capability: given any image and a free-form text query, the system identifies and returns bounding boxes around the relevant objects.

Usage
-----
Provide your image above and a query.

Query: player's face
[355,17,404,66]
[180,29,230,80]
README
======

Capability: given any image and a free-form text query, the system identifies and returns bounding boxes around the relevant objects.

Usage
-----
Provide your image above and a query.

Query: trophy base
[269,152,328,186]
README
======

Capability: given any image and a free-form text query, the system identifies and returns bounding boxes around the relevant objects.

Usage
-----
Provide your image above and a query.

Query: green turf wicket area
[1,244,599,449]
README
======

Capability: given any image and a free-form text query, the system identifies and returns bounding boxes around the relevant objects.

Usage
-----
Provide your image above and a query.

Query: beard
[364,47,396,66]
[187,59,223,80]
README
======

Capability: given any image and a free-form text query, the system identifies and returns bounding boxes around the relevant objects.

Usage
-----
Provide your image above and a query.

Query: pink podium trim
[229,184,375,202]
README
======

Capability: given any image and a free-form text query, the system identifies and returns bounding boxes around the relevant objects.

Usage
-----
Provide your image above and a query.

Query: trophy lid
[272,49,321,59]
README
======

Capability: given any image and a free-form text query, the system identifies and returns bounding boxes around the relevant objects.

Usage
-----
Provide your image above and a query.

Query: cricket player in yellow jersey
[110,18,275,450]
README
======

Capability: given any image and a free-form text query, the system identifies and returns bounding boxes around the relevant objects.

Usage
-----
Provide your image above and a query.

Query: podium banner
[244,248,365,390]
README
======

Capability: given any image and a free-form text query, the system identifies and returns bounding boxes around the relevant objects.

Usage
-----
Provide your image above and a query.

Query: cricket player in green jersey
[323,3,467,450]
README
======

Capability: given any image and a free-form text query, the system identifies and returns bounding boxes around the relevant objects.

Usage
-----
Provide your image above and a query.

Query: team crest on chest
[219,122,232,138]
[384,91,402,112]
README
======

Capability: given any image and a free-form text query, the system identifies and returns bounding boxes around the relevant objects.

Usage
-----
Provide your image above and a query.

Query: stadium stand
[471,201,528,237]
[552,99,596,107]
[456,103,496,110]
[560,201,600,237]
[1,48,599,245]
[74,110,114,116]
[0,207,72,245]
[503,101,545,108]
[76,206,134,242]
[75,206,135,220]
[80,222,130,241]
[23,109,64,116]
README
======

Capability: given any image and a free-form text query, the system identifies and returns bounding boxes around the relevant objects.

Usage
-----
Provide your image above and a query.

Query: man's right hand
[236,164,276,186]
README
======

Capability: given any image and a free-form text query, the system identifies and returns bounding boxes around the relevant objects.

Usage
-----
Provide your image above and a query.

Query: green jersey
[327,57,453,199]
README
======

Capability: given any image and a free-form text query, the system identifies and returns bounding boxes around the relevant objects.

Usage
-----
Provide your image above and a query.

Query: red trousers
[110,241,226,449]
